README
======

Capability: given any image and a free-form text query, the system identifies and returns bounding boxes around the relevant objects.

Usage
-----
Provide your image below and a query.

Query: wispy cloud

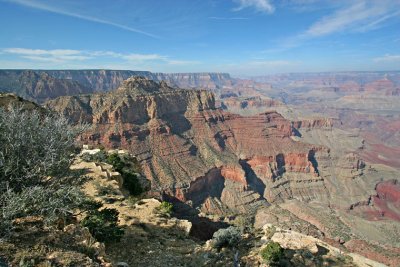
[5,0,158,38]
[3,48,81,56]
[304,1,400,37]
[233,0,274,14]
[373,54,400,62]
[1,48,200,66]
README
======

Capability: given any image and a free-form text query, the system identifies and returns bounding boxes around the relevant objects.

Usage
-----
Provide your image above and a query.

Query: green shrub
[106,153,125,172]
[0,106,87,236]
[122,172,143,195]
[158,201,173,216]
[212,226,241,249]
[260,242,284,264]
[81,208,124,243]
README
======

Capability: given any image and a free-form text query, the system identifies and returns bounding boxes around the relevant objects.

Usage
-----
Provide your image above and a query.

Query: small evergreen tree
[260,242,284,265]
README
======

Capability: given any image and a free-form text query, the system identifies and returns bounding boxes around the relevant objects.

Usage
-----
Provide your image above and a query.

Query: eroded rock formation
[46,77,328,213]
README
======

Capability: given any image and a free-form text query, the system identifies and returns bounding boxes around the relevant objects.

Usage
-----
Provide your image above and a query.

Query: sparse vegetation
[95,183,120,196]
[106,153,144,196]
[233,214,254,233]
[82,151,145,196]
[81,151,107,163]
[260,241,284,265]
[211,226,241,249]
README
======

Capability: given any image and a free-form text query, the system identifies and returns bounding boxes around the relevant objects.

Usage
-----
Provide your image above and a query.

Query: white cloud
[1,47,201,68]
[304,1,400,37]
[6,0,158,38]
[233,0,275,14]
[373,54,400,62]
[208,16,249,20]
[3,48,81,56]
[3,48,91,62]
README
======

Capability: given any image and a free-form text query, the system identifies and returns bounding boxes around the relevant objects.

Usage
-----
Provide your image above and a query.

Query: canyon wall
[0,70,91,103]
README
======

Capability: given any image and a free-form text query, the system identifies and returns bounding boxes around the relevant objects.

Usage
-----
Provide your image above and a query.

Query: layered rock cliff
[46,77,328,214]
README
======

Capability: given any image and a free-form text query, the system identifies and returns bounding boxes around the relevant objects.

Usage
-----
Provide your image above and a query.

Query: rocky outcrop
[46,77,328,214]
[336,153,366,179]
[261,224,387,267]
[0,92,46,112]
[219,96,283,115]
[291,118,338,130]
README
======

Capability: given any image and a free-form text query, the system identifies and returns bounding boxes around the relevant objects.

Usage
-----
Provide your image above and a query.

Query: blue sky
[0,0,399,76]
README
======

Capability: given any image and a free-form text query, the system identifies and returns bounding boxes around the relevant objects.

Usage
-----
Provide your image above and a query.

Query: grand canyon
[1,1,400,266]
